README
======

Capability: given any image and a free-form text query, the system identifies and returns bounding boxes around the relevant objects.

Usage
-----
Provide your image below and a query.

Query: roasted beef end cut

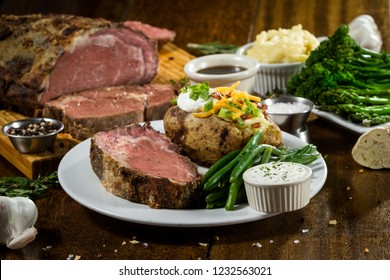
[0,14,159,116]
[123,21,176,47]
[43,84,177,140]
[90,123,203,209]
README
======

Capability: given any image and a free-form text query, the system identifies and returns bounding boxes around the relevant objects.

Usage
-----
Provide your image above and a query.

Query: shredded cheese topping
[179,81,271,134]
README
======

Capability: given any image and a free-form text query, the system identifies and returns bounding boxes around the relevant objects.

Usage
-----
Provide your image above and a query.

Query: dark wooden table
[1,0,389,260]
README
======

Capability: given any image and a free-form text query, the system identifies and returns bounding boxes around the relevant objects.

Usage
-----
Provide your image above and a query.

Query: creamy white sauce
[177,88,215,112]
[244,162,311,184]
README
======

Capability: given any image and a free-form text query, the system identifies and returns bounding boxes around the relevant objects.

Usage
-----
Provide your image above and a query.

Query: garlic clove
[7,227,38,249]
[0,196,38,249]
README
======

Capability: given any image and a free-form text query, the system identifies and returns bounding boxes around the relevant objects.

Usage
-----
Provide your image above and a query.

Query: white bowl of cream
[243,162,312,213]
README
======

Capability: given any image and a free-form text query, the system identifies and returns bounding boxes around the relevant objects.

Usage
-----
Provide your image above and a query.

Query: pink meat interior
[61,88,145,119]
[40,28,157,104]
[94,125,199,182]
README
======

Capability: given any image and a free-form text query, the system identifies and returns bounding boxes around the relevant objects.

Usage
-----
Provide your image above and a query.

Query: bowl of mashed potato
[237,24,319,95]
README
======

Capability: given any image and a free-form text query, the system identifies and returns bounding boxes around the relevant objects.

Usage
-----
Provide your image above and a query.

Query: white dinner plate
[312,108,390,135]
[58,120,328,227]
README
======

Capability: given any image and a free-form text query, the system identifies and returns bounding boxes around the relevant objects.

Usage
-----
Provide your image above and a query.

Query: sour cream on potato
[177,88,215,113]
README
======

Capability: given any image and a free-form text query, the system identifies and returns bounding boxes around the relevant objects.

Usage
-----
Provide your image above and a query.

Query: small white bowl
[236,43,304,94]
[184,54,260,93]
[243,162,312,213]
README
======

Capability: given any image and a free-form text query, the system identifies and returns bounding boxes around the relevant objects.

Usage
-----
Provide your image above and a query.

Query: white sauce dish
[243,162,312,212]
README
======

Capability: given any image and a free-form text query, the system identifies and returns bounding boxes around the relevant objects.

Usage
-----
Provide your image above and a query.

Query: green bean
[282,154,320,165]
[230,145,266,183]
[206,198,227,209]
[203,131,263,192]
[205,182,229,203]
[235,183,248,203]
[260,146,274,164]
[240,130,263,154]
[203,156,240,192]
[225,175,244,211]
[202,150,240,184]
[285,144,316,156]
[230,144,282,183]
[206,185,247,209]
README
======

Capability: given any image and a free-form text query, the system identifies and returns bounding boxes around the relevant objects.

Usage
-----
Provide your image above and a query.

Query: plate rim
[312,108,390,135]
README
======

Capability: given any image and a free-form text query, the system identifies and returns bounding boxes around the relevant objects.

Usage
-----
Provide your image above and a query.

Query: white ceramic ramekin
[243,162,312,213]
[184,53,260,93]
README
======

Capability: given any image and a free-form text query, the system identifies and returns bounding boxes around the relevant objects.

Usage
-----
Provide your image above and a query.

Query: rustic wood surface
[1,0,389,260]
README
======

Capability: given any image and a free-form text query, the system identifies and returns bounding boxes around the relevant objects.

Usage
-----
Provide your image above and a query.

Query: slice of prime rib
[43,83,176,140]
[0,14,159,116]
[90,123,202,209]
[123,21,176,46]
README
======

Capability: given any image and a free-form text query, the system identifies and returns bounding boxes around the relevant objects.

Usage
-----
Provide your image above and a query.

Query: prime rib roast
[1,14,203,209]
[0,14,176,118]
[90,123,203,209]
[43,83,176,140]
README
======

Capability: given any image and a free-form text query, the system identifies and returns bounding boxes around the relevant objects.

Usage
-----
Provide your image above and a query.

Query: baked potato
[163,105,283,166]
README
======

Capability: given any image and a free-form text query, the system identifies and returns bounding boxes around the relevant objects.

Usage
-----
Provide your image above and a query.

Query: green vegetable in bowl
[287,24,390,126]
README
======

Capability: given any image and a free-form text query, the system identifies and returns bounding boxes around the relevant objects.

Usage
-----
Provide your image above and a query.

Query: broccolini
[287,24,390,126]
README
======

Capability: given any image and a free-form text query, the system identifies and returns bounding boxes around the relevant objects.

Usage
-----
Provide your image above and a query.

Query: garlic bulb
[0,196,38,249]
[352,127,390,169]
[349,14,382,52]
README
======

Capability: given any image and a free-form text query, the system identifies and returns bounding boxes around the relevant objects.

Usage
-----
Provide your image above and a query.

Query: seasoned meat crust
[90,123,203,209]
[0,14,158,116]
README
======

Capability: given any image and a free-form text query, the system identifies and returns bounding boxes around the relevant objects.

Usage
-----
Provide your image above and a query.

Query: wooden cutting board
[0,43,195,178]
[0,110,80,178]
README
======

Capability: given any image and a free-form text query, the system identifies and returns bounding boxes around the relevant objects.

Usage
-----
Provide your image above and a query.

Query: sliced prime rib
[0,14,161,116]
[123,21,176,46]
[90,123,202,209]
[43,83,176,140]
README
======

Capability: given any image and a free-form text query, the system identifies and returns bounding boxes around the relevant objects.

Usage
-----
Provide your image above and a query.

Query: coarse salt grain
[267,102,311,114]
[251,242,262,248]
